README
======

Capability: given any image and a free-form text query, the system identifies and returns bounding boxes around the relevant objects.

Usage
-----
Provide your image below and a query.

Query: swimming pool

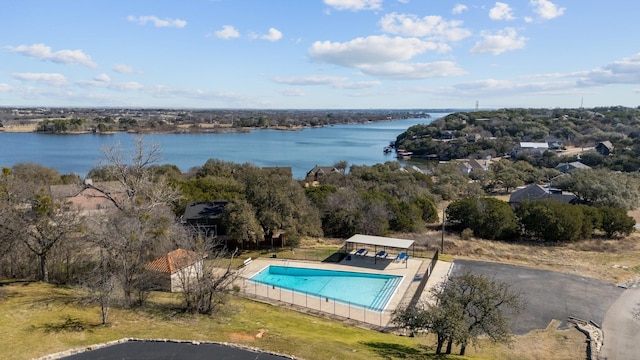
[250,265,402,311]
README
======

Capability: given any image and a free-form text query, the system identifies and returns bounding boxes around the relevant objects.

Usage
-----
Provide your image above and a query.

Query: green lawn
[0,281,469,360]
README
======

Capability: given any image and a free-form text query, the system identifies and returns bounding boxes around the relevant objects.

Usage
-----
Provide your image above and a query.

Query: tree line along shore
[0,107,433,134]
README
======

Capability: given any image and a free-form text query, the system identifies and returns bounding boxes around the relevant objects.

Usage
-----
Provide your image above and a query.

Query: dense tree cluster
[395,107,640,172]
[306,162,439,237]
[446,197,635,242]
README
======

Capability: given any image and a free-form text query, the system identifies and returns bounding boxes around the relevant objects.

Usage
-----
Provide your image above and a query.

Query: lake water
[0,113,445,179]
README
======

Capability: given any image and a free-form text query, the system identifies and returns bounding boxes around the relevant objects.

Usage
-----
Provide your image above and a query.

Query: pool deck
[236,252,453,328]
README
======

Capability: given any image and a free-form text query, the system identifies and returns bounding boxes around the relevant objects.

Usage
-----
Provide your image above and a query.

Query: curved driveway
[62,341,293,360]
[599,287,640,360]
[451,260,624,335]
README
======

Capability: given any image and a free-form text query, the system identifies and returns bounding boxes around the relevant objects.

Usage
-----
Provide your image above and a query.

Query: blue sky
[1,0,638,109]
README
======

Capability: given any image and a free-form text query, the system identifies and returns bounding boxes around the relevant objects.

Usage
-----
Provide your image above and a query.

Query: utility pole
[441,207,446,254]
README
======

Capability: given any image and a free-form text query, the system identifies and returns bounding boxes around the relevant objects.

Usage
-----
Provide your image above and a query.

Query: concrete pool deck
[236,253,452,328]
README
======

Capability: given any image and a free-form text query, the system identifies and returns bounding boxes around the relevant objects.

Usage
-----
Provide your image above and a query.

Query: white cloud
[450,78,573,95]
[94,73,111,82]
[6,43,97,68]
[127,15,187,28]
[470,28,526,55]
[337,80,382,89]
[279,88,305,97]
[0,83,11,92]
[214,25,240,39]
[323,0,382,11]
[273,75,348,86]
[12,72,68,87]
[579,53,640,85]
[113,64,136,74]
[261,28,283,42]
[452,4,469,14]
[358,61,466,79]
[309,35,439,67]
[273,75,381,89]
[379,13,472,42]
[110,82,144,91]
[489,2,515,21]
[530,0,565,20]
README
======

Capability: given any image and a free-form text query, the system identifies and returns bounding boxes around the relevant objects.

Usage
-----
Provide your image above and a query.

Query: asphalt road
[451,259,624,335]
[599,287,640,360]
[62,341,293,360]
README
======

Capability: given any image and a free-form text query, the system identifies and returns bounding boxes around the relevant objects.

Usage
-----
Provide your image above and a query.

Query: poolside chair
[355,248,367,256]
[395,252,406,262]
[375,250,388,258]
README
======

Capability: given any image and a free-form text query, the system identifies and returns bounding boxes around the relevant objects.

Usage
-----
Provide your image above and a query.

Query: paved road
[452,260,624,335]
[63,341,293,360]
[599,287,640,360]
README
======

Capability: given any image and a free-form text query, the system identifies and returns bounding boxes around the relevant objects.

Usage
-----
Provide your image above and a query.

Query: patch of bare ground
[463,319,587,360]
[404,230,640,285]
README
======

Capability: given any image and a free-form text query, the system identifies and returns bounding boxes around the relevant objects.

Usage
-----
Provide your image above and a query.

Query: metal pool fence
[236,277,394,327]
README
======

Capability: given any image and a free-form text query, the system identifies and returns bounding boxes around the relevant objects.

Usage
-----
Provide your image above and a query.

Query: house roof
[597,141,614,150]
[555,161,590,172]
[49,181,125,211]
[145,248,201,274]
[468,158,489,171]
[49,181,125,199]
[509,183,579,204]
[519,142,549,149]
[183,201,228,221]
[306,165,339,177]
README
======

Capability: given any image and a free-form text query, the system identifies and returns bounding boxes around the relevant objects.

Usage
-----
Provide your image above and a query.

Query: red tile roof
[145,249,201,274]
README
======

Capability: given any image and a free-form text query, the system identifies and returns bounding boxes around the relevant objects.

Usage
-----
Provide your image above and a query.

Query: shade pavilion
[345,234,415,265]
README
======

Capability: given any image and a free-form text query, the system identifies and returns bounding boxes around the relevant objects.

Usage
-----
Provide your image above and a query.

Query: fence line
[237,278,393,328]
[407,249,439,308]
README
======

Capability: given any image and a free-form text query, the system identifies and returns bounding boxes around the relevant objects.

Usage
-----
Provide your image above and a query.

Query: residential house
[305,165,340,185]
[182,201,228,236]
[466,133,482,142]
[547,139,564,150]
[49,179,125,214]
[595,141,614,156]
[555,161,590,173]
[512,142,549,157]
[509,183,579,206]
[458,158,490,175]
[144,248,204,292]
[458,162,473,175]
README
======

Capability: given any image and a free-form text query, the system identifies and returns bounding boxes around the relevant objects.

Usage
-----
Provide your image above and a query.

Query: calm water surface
[0,113,444,179]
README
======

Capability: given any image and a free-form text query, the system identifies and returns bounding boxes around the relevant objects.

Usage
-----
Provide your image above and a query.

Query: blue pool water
[250,265,402,311]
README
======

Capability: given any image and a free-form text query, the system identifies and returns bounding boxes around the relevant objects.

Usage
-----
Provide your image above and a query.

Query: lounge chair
[395,252,407,262]
[375,250,388,258]
[355,248,367,256]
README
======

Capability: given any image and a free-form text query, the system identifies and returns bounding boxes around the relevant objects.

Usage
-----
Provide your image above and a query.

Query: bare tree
[12,190,82,283]
[87,136,183,306]
[172,228,239,314]
[89,135,181,211]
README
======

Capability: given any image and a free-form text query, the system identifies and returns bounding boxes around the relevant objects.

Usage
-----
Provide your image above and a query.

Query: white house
[145,249,205,292]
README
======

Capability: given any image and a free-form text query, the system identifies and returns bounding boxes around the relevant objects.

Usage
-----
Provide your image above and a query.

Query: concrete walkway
[418,260,453,305]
